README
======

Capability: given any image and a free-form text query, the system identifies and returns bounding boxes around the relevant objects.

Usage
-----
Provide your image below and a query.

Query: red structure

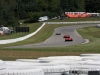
[65,12,92,18]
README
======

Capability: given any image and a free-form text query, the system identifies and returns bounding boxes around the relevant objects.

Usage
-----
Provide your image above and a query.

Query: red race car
[65,37,73,41]
[63,35,70,38]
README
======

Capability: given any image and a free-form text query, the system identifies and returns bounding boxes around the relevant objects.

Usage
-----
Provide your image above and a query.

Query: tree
[24,12,41,23]
[60,0,70,12]
[35,0,48,11]
[48,0,60,12]
[74,0,85,11]
[1,0,100,26]
[85,0,100,12]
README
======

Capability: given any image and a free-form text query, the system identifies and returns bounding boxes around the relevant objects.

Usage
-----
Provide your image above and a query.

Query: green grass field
[0,18,100,60]
[0,22,42,40]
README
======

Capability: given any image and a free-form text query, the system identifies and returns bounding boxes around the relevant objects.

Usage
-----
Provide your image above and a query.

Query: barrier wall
[0,60,6,75]
[32,65,69,75]
[16,59,40,63]
[45,21,100,24]
[2,54,100,75]
[0,21,100,44]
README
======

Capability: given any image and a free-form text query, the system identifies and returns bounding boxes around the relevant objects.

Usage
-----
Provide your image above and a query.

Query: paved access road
[7,24,97,48]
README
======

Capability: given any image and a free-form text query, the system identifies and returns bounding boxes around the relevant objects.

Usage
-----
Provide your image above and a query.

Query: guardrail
[45,21,100,24]
[0,21,100,44]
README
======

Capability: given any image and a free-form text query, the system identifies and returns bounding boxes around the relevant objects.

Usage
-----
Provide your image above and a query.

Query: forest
[0,0,100,27]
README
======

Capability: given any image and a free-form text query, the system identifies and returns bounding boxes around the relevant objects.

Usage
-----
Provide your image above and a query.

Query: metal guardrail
[45,21,100,24]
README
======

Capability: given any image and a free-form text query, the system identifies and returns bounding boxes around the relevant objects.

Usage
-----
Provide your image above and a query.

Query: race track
[6,24,97,48]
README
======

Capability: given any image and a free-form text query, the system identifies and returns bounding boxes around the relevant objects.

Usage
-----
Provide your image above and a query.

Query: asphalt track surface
[7,24,97,48]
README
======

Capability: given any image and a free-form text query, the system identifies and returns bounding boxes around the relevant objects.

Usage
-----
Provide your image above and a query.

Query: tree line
[0,0,100,27]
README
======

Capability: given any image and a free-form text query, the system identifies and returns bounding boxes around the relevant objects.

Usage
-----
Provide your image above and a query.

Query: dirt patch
[0,50,84,60]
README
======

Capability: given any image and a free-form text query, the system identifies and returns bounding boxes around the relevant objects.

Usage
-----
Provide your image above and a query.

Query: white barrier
[16,59,40,63]
[32,65,69,75]
[2,54,100,75]
[0,21,100,44]
[7,69,44,75]
[45,21,100,24]
[80,54,100,57]
[0,60,6,75]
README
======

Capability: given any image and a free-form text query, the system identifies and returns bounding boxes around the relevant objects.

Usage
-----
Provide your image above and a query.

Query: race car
[63,35,70,38]
[56,32,61,35]
[65,37,73,41]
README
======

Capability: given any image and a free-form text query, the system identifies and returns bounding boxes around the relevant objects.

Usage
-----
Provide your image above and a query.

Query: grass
[0,18,100,60]
[0,22,42,40]
[0,24,69,47]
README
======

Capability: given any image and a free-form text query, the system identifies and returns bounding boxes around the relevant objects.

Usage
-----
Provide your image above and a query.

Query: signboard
[15,27,30,34]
